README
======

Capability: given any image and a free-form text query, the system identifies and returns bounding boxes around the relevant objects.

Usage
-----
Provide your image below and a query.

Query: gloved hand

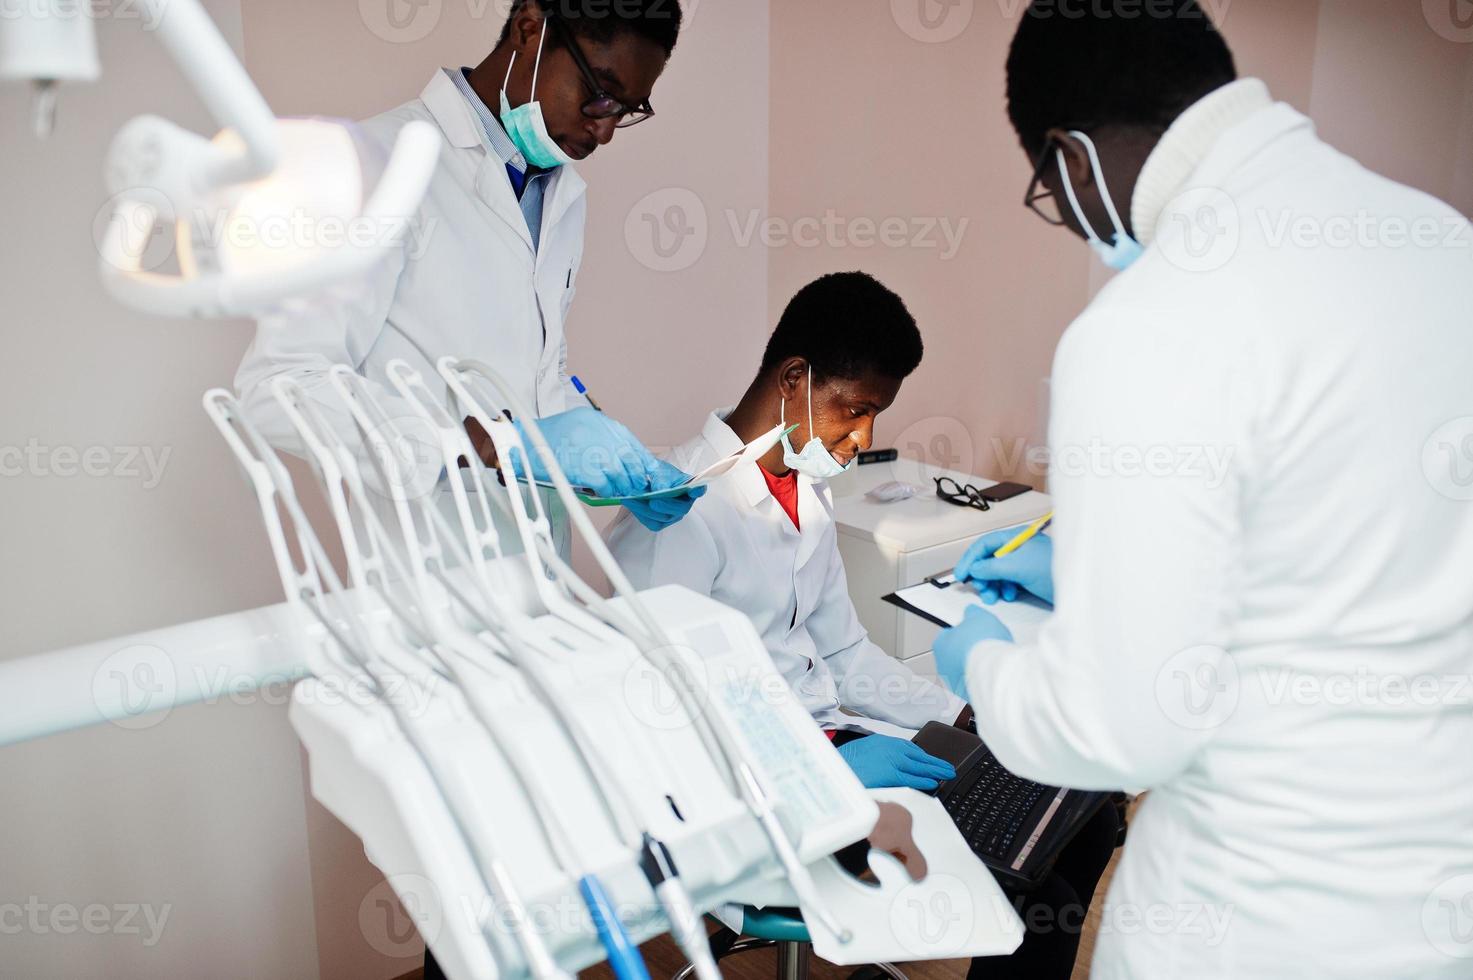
[932,605,1014,698]
[622,460,706,532]
[954,528,1055,605]
[515,407,665,500]
[837,734,957,791]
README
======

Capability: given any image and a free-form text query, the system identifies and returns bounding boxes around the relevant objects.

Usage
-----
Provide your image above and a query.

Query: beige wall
[1307,0,1473,218]
[0,1,1468,977]
[767,1,1090,485]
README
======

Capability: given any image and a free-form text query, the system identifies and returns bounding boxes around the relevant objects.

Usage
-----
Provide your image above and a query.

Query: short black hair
[498,0,682,58]
[760,272,923,383]
[1006,0,1237,157]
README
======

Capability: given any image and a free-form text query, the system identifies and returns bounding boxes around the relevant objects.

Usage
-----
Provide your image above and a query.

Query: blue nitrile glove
[622,459,706,532]
[933,605,1014,698]
[836,734,957,791]
[954,529,1055,605]
[515,407,662,500]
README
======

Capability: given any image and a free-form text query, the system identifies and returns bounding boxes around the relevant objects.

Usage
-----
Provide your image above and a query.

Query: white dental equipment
[437,358,861,942]
[1,0,439,317]
[204,377,799,979]
[198,356,1022,978]
[317,365,681,980]
[372,362,719,980]
[202,389,566,978]
[329,358,863,972]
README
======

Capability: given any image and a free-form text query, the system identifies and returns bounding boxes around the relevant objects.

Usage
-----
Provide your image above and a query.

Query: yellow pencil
[992,511,1054,558]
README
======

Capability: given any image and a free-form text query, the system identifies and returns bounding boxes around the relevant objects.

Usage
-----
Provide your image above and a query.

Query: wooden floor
[395,838,1125,980]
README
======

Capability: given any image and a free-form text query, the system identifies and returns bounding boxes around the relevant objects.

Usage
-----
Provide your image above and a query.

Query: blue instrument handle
[579,875,651,980]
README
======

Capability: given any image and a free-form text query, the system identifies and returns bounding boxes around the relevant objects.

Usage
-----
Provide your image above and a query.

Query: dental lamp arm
[139,0,278,189]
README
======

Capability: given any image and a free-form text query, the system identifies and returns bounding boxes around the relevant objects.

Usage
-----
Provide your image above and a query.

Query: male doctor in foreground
[933,3,1473,977]
[235,0,699,540]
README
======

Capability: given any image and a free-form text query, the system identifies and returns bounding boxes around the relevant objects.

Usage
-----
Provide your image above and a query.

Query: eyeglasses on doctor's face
[935,477,992,512]
[1024,136,1068,227]
[547,12,655,128]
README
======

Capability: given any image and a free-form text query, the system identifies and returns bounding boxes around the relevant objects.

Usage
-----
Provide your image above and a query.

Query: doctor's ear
[1046,128,1095,191]
[506,2,548,53]
[776,358,809,400]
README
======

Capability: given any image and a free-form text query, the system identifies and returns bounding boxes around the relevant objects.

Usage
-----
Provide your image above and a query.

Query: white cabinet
[830,464,1051,666]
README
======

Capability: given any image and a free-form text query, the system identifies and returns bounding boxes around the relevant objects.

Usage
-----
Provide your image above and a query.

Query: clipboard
[882,575,959,629]
[883,573,1053,641]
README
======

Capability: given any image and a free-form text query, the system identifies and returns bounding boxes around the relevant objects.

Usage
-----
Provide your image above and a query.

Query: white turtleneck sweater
[963,83,1473,978]
[1131,77,1273,246]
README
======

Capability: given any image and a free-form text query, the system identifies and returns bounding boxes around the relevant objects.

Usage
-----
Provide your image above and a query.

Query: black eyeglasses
[546,12,655,128]
[935,477,991,512]
[1023,137,1067,227]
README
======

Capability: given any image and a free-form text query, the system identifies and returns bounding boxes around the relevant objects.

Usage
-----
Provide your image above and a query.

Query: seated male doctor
[609,271,965,787]
[609,272,1120,980]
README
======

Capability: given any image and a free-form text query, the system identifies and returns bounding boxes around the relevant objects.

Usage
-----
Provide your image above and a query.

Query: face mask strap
[1067,130,1131,245]
[805,365,815,444]
[530,18,548,99]
[502,18,549,98]
[1056,146,1103,246]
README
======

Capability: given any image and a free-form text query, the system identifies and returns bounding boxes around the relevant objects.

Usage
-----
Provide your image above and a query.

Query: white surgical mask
[780,366,856,480]
[1057,130,1144,272]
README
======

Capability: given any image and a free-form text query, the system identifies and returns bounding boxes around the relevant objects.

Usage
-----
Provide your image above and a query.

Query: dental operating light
[1,0,439,317]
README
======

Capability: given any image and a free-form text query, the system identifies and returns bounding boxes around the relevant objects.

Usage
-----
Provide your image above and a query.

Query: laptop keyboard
[941,754,1052,860]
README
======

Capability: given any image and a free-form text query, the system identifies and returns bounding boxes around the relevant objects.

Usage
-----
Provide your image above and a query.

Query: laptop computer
[912,721,1111,890]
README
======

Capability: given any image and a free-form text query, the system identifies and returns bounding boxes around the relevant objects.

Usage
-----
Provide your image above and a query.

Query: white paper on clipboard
[887,575,1053,645]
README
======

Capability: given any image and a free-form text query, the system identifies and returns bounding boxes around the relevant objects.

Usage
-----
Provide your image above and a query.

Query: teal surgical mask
[780,366,856,481]
[1058,130,1143,272]
[499,20,576,169]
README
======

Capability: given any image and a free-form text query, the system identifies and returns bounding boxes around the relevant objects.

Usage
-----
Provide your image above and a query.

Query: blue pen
[570,375,603,413]
[580,875,651,980]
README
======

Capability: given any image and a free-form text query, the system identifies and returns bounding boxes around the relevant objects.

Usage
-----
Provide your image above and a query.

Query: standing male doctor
[235,0,699,538]
[933,2,1473,977]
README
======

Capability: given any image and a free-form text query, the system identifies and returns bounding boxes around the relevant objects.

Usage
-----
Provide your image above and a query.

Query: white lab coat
[234,69,586,500]
[964,102,1473,976]
[608,410,965,733]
